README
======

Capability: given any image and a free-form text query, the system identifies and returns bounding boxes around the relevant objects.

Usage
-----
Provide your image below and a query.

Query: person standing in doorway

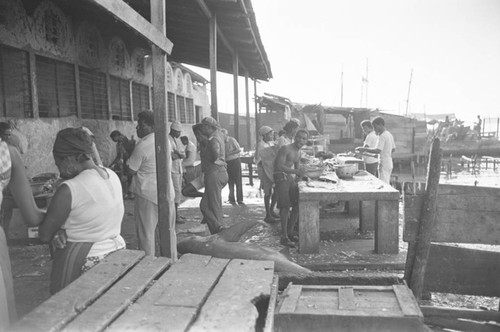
[169,121,186,224]
[356,120,379,177]
[356,117,395,184]
[198,116,228,234]
[221,128,244,205]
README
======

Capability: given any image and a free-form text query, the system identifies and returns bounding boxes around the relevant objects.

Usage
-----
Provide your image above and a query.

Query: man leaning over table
[356,117,395,184]
[356,119,379,177]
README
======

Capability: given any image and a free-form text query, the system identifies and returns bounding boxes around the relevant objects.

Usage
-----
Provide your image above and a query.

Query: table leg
[298,200,320,254]
[360,201,375,233]
[374,200,399,254]
[347,200,360,217]
[248,163,253,186]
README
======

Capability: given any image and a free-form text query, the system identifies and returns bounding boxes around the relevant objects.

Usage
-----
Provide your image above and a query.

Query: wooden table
[298,172,400,254]
[240,155,255,186]
[11,250,278,332]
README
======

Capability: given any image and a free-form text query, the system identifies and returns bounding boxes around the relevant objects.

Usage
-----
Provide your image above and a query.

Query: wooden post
[151,0,176,260]
[233,52,239,141]
[245,71,251,151]
[408,138,442,301]
[209,14,218,119]
[254,79,259,148]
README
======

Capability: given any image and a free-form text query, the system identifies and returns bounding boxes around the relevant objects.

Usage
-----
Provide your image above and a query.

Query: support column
[233,52,239,141]
[209,14,218,119]
[245,71,251,150]
[151,0,176,260]
[298,200,320,254]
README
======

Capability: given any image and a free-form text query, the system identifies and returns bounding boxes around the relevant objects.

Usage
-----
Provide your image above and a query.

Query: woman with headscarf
[38,127,125,294]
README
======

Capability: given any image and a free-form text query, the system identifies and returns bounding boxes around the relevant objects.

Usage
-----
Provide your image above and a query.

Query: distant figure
[276,120,299,148]
[474,115,482,139]
[255,126,279,223]
[221,128,244,205]
[80,127,103,166]
[198,117,228,234]
[181,135,197,184]
[356,117,396,184]
[356,120,378,177]
[169,121,186,224]
[273,129,308,247]
[109,130,135,198]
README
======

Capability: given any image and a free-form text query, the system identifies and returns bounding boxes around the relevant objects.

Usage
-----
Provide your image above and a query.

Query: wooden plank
[278,285,302,314]
[63,256,171,332]
[264,275,279,332]
[404,194,500,244]
[392,284,422,317]
[86,0,173,54]
[338,287,355,310]
[298,200,320,254]
[420,305,500,323]
[423,244,500,297]
[107,254,229,332]
[190,259,275,331]
[375,200,399,254]
[11,249,145,332]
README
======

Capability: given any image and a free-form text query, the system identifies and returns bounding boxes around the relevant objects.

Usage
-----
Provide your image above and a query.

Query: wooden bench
[11,250,277,331]
[403,182,500,330]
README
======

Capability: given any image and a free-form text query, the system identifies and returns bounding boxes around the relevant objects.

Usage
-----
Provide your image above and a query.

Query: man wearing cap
[198,116,228,234]
[221,128,244,205]
[255,126,279,222]
[169,121,186,224]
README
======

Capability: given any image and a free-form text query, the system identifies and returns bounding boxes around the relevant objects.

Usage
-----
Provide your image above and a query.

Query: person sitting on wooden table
[38,127,125,294]
[273,129,308,247]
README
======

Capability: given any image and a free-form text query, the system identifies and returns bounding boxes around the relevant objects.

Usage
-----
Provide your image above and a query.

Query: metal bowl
[335,163,358,179]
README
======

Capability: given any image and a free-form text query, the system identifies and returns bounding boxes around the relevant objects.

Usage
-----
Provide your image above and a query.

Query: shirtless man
[273,129,308,247]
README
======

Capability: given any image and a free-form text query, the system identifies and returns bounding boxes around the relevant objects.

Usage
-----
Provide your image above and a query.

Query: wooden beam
[233,52,239,141]
[237,0,271,78]
[210,14,218,119]
[150,0,177,260]
[196,0,248,73]
[86,0,173,55]
[245,71,251,150]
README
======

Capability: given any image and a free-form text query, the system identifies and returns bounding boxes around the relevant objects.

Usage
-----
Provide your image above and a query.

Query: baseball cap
[258,126,273,136]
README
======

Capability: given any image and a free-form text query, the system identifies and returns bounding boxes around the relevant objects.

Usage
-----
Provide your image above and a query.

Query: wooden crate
[275,284,424,332]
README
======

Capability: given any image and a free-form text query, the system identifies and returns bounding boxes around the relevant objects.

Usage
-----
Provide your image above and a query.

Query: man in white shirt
[126,110,175,256]
[356,120,379,177]
[169,121,186,224]
[356,117,396,184]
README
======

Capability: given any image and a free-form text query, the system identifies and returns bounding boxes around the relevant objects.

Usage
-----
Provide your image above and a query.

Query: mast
[405,68,413,116]
[340,64,344,106]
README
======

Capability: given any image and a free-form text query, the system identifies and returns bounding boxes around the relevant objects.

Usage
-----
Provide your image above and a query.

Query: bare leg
[288,206,299,238]
[270,189,279,218]
[279,208,294,247]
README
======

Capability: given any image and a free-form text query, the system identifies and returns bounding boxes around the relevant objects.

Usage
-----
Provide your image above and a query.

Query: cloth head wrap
[53,128,93,158]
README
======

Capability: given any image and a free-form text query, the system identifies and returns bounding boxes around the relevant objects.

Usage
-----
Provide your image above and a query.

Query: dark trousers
[365,162,379,177]
[200,167,228,234]
[227,158,243,203]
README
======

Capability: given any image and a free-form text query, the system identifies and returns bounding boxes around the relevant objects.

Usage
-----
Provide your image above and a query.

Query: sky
[189,0,500,126]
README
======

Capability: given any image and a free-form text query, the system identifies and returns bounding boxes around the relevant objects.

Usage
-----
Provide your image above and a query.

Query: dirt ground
[7,173,500,321]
